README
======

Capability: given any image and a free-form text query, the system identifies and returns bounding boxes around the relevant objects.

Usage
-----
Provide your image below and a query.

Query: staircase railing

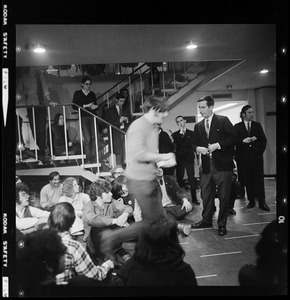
[16,103,127,175]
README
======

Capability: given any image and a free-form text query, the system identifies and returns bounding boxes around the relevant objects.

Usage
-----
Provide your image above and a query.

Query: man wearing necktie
[191,95,236,236]
[103,93,132,165]
[234,105,269,211]
[172,115,200,205]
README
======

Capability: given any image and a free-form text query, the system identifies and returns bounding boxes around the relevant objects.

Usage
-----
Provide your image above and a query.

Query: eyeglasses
[84,82,92,86]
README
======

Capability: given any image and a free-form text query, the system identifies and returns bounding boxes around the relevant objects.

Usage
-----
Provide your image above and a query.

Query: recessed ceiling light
[32,44,46,53]
[260,68,269,74]
[186,41,198,50]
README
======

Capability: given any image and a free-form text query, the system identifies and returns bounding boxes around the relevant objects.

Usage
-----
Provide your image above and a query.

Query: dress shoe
[191,221,212,229]
[247,202,255,209]
[259,203,270,211]
[192,200,201,205]
[228,208,236,215]
[218,226,227,236]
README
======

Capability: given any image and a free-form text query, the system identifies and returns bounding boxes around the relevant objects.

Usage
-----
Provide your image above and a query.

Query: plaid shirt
[56,231,107,284]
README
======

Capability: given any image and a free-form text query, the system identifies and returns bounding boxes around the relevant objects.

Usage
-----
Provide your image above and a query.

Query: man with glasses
[72,76,99,164]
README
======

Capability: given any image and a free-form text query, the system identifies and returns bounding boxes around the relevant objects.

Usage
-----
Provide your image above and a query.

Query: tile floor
[178,178,279,289]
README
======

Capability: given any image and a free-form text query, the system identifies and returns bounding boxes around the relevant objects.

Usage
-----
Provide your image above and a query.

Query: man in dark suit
[157,123,175,176]
[191,95,236,236]
[103,93,132,165]
[234,105,269,211]
[172,115,200,205]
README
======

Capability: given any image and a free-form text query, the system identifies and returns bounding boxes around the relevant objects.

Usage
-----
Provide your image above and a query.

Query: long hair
[62,177,77,198]
[48,202,76,232]
[53,113,63,126]
[16,182,30,204]
[134,215,185,265]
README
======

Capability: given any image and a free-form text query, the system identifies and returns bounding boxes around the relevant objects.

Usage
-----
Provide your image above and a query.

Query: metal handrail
[16,103,127,174]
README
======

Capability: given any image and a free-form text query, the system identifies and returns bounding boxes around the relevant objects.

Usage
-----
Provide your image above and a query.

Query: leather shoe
[192,200,201,205]
[218,226,227,236]
[259,203,270,211]
[228,208,236,215]
[247,202,255,209]
[191,221,212,229]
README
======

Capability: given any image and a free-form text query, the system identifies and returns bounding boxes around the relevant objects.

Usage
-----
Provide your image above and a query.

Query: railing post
[16,113,23,161]
[47,106,54,158]
[78,107,85,166]
[32,107,38,161]
[108,126,115,168]
[63,105,69,157]
[93,116,100,174]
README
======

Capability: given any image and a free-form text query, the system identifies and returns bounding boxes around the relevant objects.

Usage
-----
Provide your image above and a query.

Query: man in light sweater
[100,95,175,256]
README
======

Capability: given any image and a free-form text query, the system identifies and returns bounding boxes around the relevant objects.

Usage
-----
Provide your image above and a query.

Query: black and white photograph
[2,0,287,297]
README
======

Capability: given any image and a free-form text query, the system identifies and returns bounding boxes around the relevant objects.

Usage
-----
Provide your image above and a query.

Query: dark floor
[178,178,277,287]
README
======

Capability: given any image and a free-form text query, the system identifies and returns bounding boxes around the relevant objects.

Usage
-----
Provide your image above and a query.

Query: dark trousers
[244,158,266,205]
[176,161,197,202]
[81,116,96,162]
[200,158,232,227]
[100,179,164,252]
[27,106,47,152]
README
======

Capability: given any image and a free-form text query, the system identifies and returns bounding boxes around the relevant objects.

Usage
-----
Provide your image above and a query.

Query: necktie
[36,72,44,104]
[247,122,251,135]
[205,119,210,137]
[159,179,163,185]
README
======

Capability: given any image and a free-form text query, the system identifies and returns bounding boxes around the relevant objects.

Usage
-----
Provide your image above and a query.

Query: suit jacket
[162,175,187,205]
[234,121,267,163]
[103,105,132,153]
[193,114,236,173]
[172,128,195,164]
[159,129,174,154]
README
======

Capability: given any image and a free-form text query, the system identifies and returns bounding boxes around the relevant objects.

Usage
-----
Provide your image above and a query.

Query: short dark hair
[111,175,127,199]
[88,179,112,201]
[240,105,252,118]
[16,228,66,287]
[134,215,185,265]
[116,93,125,100]
[81,76,92,84]
[16,182,30,204]
[48,171,60,181]
[142,95,168,113]
[198,95,215,107]
[48,202,76,232]
[175,115,184,122]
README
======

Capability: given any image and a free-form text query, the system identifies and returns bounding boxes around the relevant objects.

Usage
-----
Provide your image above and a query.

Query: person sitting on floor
[82,178,133,265]
[238,220,287,290]
[16,228,67,297]
[111,175,142,223]
[115,215,198,286]
[156,167,193,236]
[59,177,90,219]
[16,182,50,235]
[40,171,63,211]
[48,202,114,286]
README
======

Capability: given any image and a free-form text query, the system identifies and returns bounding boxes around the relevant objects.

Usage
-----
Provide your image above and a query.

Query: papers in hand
[157,156,177,168]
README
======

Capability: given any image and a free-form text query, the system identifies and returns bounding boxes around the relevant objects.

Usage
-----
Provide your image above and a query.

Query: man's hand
[197,146,209,155]
[113,212,129,227]
[49,101,58,107]
[208,143,219,153]
[182,198,193,212]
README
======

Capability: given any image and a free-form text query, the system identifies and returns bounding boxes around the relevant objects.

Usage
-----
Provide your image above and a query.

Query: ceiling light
[260,68,269,74]
[32,44,46,53]
[186,41,198,50]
